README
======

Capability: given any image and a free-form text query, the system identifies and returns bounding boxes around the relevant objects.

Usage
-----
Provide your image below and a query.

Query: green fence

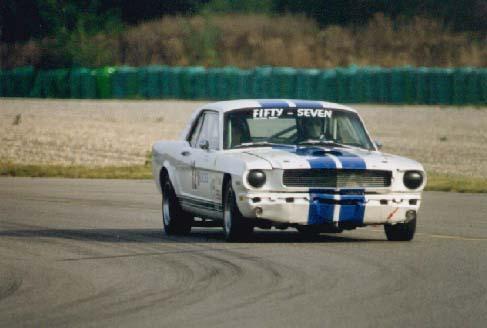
[0,65,485,104]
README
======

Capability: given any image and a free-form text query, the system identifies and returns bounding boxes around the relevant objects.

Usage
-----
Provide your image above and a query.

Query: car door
[177,111,223,216]
[192,111,222,209]
[175,112,204,199]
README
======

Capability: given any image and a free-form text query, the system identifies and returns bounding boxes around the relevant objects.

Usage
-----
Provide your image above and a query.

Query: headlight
[247,170,266,188]
[403,171,424,189]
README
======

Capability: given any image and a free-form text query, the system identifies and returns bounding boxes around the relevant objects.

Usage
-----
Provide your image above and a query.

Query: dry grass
[359,105,487,178]
[1,14,485,68]
[1,99,486,182]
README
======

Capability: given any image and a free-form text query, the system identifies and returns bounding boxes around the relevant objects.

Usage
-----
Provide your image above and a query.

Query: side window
[197,112,219,150]
[189,114,204,148]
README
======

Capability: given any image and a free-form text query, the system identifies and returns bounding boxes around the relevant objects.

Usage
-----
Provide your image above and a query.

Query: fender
[153,160,179,195]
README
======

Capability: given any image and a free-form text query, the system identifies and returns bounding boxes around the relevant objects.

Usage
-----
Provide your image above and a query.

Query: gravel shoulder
[1,98,486,177]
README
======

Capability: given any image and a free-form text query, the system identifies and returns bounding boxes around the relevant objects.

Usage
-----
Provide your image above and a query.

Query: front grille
[282,169,392,188]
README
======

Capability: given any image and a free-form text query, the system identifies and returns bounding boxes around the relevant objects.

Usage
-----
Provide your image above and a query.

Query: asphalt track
[0,177,486,327]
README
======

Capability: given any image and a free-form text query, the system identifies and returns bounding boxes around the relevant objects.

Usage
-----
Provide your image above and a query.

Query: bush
[1,14,485,69]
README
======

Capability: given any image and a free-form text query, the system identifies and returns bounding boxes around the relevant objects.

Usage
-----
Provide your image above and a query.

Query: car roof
[197,99,357,113]
[180,99,357,140]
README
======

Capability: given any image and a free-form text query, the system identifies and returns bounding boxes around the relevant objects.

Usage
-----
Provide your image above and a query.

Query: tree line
[1,0,485,44]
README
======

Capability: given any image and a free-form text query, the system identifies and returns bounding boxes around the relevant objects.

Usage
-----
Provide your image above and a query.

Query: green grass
[0,162,152,180]
[425,173,487,193]
[1,162,486,193]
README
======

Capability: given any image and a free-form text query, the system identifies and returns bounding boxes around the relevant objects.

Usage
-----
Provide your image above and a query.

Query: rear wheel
[223,183,253,242]
[162,179,192,235]
[384,218,416,241]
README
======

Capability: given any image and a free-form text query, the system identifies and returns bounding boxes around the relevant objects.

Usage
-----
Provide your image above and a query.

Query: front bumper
[236,191,421,226]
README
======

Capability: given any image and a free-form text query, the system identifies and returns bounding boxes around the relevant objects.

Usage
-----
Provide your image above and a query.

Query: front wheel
[223,183,253,242]
[162,179,192,235]
[384,218,416,241]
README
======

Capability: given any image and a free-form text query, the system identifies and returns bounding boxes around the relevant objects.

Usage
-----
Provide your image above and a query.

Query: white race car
[152,100,426,241]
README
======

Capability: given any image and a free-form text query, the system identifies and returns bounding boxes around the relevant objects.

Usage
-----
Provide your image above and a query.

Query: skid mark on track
[59,245,253,262]
[81,250,247,323]
[34,239,247,324]
[0,273,22,302]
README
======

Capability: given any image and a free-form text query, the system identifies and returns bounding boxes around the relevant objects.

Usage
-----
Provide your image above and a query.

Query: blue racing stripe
[336,150,367,170]
[337,189,366,224]
[296,147,337,169]
[274,146,368,225]
[293,100,323,108]
[275,146,337,224]
[306,150,337,224]
[307,156,336,169]
[336,151,366,224]
[308,189,335,225]
[258,100,290,108]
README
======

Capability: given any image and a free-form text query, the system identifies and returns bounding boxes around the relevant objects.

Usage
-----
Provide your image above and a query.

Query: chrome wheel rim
[224,191,232,234]
[162,184,171,226]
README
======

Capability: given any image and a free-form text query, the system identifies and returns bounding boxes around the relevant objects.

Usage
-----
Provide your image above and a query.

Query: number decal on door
[191,160,198,190]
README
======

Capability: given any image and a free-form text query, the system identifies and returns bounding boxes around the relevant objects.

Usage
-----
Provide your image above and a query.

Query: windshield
[224,108,374,150]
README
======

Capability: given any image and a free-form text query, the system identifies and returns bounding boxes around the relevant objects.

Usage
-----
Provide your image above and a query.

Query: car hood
[241,146,423,171]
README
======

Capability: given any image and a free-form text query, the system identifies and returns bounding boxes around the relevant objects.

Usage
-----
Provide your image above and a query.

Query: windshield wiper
[233,141,283,149]
[297,139,352,149]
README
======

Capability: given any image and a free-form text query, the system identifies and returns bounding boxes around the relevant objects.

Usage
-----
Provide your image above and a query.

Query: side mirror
[199,139,210,150]
[374,139,383,150]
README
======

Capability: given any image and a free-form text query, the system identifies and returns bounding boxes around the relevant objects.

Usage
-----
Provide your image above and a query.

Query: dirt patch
[1,99,486,177]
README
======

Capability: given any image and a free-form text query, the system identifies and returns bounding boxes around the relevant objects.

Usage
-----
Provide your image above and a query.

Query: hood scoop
[296,147,343,157]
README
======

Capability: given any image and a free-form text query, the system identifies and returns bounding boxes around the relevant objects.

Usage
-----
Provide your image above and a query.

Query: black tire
[223,183,253,242]
[384,218,416,241]
[162,179,192,235]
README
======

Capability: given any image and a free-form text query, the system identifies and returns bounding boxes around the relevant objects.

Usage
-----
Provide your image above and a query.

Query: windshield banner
[252,108,333,119]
